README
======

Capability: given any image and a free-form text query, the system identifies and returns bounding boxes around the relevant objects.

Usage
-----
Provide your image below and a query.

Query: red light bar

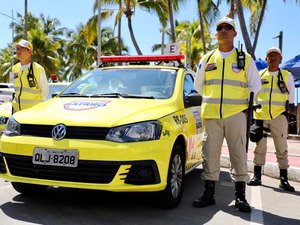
[51,74,58,82]
[100,54,185,62]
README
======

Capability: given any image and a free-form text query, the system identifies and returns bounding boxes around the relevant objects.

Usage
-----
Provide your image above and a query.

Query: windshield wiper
[90,93,155,99]
[60,93,89,97]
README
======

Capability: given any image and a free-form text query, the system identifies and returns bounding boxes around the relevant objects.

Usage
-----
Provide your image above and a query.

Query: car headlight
[4,117,20,136]
[106,121,162,142]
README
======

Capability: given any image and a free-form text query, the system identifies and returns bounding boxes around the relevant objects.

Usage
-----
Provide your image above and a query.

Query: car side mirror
[51,92,59,98]
[185,92,202,107]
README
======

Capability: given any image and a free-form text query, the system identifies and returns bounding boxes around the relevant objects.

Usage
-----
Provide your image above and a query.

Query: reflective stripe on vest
[254,69,289,120]
[12,62,44,111]
[201,49,250,119]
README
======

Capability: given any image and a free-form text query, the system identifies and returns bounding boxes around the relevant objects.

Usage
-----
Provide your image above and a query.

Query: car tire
[11,182,47,194]
[157,143,185,209]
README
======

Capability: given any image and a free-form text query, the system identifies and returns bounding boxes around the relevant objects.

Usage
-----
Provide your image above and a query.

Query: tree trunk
[125,10,142,55]
[168,0,176,43]
[161,26,165,54]
[252,0,267,53]
[198,0,207,54]
[117,3,122,56]
[235,0,256,59]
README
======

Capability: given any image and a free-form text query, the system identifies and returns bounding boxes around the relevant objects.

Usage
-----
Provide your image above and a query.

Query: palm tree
[234,0,255,58]
[225,0,300,59]
[167,0,176,43]
[10,13,62,78]
[28,28,61,78]
[87,0,167,55]
[124,0,168,55]
[65,24,127,81]
[167,0,188,44]
[0,48,14,82]
[196,0,219,54]
[175,20,216,70]
[63,24,96,81]
[251,0,300,54]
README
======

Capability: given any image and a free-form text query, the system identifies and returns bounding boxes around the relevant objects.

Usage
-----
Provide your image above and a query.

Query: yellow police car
[0,55,203,208]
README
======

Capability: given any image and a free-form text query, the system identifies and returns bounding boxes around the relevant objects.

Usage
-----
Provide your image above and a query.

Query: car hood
[13,97,181,127]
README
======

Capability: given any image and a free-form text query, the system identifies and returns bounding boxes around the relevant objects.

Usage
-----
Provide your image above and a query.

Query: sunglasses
[216,25,234,31]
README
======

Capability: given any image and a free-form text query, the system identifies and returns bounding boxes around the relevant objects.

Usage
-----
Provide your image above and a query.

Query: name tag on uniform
[205,63,217,71]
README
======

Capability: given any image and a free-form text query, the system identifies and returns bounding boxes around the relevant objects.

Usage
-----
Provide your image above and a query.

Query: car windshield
[60,68,178,99]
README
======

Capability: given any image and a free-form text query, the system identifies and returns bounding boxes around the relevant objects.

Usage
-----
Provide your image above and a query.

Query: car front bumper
[0,135,173,192]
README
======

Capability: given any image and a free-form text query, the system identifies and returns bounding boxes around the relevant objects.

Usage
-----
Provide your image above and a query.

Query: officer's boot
[235,181,252,212]
[279,169,295,192]
[193,180,216,208]
[247,166,262,186]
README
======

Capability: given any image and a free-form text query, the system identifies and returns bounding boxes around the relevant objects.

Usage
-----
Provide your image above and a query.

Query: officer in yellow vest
[248,47,295,192]
[11,39,49,112]
[193,17,261,212]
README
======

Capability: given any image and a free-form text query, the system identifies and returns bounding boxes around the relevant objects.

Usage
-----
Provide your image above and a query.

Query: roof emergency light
[51,74,58,83]
[100,54,185,63]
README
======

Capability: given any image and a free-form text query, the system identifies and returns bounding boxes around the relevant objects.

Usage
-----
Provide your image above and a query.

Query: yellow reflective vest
[254,69,289,120]
[12,62,45,111]
[201,49,251,119]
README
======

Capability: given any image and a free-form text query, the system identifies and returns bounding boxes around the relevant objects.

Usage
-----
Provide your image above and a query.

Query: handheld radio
[237,43,245,70]
[277,69,289,93]
[27,63,36,88]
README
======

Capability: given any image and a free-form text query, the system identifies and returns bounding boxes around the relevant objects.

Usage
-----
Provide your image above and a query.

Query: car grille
[2,153,160,185]
[4,153,119,183]
[21,124,110,140]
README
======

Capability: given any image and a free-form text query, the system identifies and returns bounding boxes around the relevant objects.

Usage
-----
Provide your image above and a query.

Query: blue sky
[1,0,300,62]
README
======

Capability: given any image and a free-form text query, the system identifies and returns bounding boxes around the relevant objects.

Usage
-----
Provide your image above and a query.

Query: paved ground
[221,134,300,182]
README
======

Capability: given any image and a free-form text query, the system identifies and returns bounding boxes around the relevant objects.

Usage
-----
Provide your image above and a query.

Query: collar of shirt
[20,63,31,71]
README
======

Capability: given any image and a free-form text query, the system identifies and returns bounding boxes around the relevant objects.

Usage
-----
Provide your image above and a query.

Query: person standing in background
[193,16,261,212]
[11,39,49,112]
[248,47,295,192]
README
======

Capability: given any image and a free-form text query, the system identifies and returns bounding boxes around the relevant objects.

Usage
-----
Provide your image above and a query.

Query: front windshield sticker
[64,100,111,111]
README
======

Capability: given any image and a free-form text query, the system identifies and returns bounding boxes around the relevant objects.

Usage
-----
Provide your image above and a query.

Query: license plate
[32,148,78,167]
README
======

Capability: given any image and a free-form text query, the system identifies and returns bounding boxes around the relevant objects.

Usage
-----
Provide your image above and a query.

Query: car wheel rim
[170,154,183,198]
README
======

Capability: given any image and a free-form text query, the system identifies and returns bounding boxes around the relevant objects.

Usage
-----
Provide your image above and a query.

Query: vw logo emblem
[52,124,67,140]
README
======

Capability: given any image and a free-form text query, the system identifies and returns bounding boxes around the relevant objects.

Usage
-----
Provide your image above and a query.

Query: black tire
[11,182,47,194]
[157,144,185,209]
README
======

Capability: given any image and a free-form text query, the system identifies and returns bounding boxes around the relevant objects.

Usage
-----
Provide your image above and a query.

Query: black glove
[289,104,295,112]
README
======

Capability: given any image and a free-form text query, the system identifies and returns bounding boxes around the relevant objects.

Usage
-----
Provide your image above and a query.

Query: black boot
[279,169,295,192]
[193,180,216,208]
[235,181,252,212]
[247,166,262,186]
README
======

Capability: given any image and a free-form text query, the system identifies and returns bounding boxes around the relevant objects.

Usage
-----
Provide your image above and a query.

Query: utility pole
[0,11,16,72]
[97,0,101,66]
[274,31,283,53]
[24,0,28,39]
[11,10,14,67]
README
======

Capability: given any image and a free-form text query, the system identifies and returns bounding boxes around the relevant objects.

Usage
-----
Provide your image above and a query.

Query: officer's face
[215,23,237,45]
[16,46,32,61]
[266,52,282,67]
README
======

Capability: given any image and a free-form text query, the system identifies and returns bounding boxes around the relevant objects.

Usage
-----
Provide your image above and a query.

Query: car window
[183,73,196,100]
[63,68,178,99]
